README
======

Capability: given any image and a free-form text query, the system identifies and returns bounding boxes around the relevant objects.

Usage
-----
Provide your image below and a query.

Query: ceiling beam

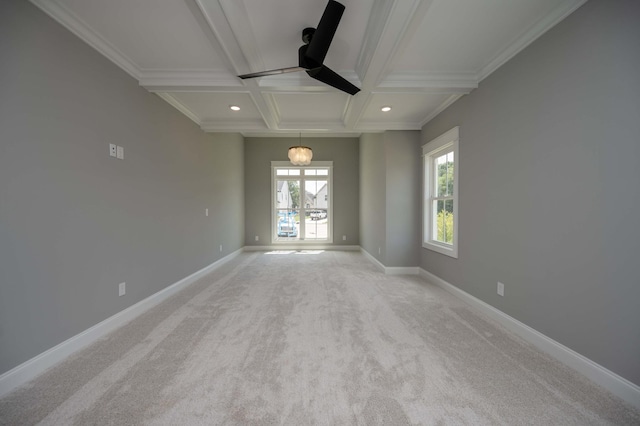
[186,0,250,76]
[354,0,395,83]
[186,0,280,130]
[345,0,435,129]
[213,0,268,76]
[353,0,434,89]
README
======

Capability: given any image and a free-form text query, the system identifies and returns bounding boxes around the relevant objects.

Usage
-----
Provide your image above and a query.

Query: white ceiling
[32,0,586,137]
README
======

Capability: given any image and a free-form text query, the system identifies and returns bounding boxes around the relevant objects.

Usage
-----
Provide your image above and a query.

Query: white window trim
[422,127,459,258]
[271,161,333,244]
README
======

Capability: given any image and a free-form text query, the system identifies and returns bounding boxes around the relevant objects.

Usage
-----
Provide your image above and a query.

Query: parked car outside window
[310,210,327,220]
[277,212,298,237]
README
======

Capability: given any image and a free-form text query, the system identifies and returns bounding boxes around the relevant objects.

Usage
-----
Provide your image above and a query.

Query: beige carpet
[0,251,638,425]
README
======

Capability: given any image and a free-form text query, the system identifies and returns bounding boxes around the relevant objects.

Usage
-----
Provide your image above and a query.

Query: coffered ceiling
[32,0,586,136]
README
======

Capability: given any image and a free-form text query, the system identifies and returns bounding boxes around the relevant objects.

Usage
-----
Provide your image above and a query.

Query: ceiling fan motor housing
[239,0,358,95]
[302,27,315,45]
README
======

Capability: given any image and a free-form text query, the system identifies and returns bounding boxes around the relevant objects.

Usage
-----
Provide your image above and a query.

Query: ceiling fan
[238,0,360,96]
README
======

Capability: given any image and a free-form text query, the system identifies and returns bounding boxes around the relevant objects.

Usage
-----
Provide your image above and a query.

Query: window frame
[271,161,333,244]
[422,127,459,258]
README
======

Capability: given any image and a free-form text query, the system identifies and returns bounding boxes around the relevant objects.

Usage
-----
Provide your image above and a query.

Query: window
[271,161,333,244]
[423,127,458,258]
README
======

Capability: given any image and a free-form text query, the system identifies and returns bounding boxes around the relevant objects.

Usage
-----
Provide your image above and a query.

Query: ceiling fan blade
[306,65,359,96]
[238,66,305,79]
[305,0,345,65]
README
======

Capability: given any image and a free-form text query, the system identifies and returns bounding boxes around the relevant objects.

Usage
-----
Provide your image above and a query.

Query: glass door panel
[275,180,300,241]
[304,180,328,240]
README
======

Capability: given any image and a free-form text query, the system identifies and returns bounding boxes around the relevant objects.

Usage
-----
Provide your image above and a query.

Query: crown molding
[30,0,141,79]
[477,0,588,81]
[144,86,249,93]
[138,70,242,90]
[379,72,478,92]
[200,120,267,132]
[420,94,464,126]
[276,121,348,132]
[242,131,363,138]
[30,0,586,138]
[356,121,423,131]
[263,91,352,130]
[155,93,201,125]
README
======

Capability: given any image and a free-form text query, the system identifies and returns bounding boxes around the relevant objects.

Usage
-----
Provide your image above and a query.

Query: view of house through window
[272,162,332,243]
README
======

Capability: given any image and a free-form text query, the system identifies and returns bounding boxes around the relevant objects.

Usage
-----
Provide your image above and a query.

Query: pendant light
[288,133,313,166]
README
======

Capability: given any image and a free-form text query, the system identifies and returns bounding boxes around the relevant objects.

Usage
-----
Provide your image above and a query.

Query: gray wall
[0,0,245,374]
[359,133,386,263]
[384,131,421,267]
[244,137,359,246]
[360,131,421,267]
[421,0,640,385]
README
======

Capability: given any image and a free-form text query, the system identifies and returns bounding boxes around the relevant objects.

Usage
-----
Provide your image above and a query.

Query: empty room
[1,0,639,424]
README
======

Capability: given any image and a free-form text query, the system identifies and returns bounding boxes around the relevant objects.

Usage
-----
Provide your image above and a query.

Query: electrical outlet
[116,146,124,159]
[119,282,126,296]
[255,236,259,241]
[378,247,381,255]
[497,282,504,297]
[219,244,223,252]
[109,144,117,157]
[205,208,209,217]
[342,235,347,241]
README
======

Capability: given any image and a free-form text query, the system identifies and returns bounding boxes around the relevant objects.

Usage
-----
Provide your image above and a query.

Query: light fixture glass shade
[288,145,313,166]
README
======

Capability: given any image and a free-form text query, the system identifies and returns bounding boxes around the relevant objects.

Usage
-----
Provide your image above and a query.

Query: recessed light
[381,106,392,112]
[230,105,240,111]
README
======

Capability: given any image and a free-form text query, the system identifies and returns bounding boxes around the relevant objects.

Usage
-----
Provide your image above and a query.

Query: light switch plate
[116,146,124,159]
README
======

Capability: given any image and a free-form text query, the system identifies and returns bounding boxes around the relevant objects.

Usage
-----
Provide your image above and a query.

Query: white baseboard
[244,245,360,251]
[0,249,243,398]
[360,248,385,272]
[419,268,640,410]
[386,267,420,275]
[360,248,419,275]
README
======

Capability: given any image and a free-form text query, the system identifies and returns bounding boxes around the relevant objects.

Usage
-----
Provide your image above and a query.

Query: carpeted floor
[0,251,638,425]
